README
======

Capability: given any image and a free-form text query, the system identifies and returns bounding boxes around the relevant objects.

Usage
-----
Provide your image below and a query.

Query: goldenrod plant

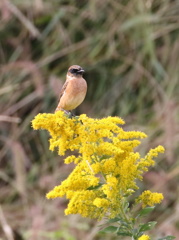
[32,112,175,240]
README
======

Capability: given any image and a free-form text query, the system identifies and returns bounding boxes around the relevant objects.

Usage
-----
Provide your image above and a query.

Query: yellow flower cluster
[138,235,150,240]
[32,111,164,220]
[136,190,164,208]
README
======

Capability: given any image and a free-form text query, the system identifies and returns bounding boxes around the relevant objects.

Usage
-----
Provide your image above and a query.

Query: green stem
[118,199,138,240]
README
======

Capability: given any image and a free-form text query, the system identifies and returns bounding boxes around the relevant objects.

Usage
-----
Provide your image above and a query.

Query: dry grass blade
[1,61,45,97]
[4,0,41,38]
[3,91,39,115]
[11,141,28,199]
[0,205,14,240]
[0,115,21,123]
[37,38,91,68]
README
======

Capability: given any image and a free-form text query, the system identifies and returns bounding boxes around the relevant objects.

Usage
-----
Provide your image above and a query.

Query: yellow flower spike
[91,162,101,174]
[137,145,165,173]
[136,190,164,208]
[118,130,147,140]
[138,235,150,240]
[32,112,165,220]
[102,158,116,174]
[93,198,110,208]
[64,155,81,164]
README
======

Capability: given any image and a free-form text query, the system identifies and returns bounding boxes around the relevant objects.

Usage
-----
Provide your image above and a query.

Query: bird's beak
[77,69,85,73]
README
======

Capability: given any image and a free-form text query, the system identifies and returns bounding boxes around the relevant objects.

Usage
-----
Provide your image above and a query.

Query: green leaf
[139,221,157,232]
[120,14,159,31]
[87,183,103,190]
[107,217,122,223]
[99,226,118,234]
[98,218,121,227]
[158,236,176,240]
[123,202,130,211]
[117,231,132,237]
[138,206,155,217]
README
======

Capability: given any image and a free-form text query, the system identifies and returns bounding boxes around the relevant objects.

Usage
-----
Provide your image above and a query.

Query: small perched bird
[55,65,87,114]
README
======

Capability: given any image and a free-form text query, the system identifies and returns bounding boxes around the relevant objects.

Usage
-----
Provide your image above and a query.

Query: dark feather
[59,81,68,99]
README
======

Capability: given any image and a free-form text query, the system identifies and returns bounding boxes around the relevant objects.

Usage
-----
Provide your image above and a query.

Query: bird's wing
[59,81,68,99]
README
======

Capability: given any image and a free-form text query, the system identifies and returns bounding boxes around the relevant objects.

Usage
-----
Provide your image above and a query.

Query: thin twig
[86,160,94,174]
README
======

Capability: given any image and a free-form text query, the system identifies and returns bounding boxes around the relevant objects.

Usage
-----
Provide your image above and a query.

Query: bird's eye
[69,68,79,73]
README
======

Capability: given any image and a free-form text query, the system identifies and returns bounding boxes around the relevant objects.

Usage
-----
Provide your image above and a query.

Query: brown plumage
[55,65,87,112]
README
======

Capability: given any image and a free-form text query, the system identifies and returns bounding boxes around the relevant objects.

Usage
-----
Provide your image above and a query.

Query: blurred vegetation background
[0,0,179,239]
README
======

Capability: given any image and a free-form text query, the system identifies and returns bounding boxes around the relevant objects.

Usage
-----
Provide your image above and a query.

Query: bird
[55,65,87,115]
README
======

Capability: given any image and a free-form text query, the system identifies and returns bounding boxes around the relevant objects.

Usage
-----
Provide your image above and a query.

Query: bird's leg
[69,111,75,117]
[62,109,75,118]
[55,107,76,118]
[62,109,72,117]
[55,107,70,115]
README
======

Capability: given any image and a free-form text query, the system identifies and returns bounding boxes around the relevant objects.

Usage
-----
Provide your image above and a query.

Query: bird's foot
[63,109,75,118]
[69,111,75,117]
[55,108,76,118]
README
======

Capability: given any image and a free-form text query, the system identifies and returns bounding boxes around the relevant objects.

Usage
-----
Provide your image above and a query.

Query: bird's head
[68,65,85,77]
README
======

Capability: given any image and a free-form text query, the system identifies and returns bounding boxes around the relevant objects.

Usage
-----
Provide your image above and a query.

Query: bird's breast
[69,77,87,95]
[59,77,87,110]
